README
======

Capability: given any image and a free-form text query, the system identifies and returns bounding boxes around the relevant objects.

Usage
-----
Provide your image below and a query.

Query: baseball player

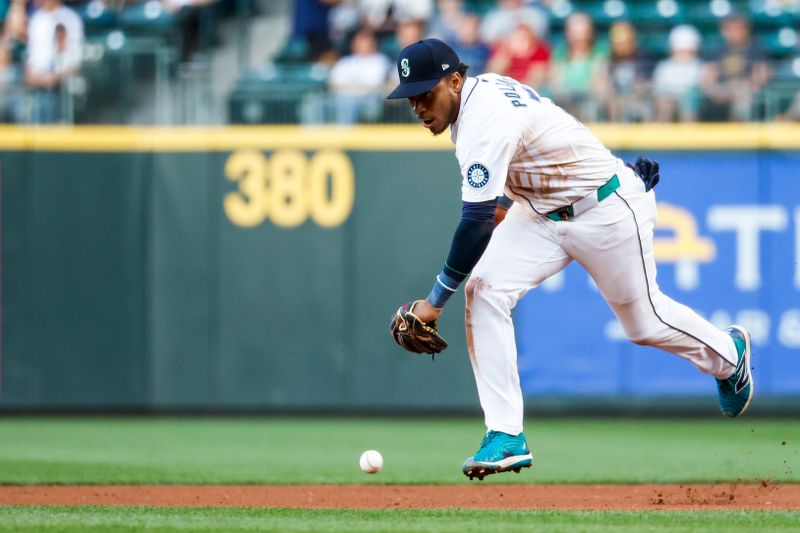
[387,39,754,481]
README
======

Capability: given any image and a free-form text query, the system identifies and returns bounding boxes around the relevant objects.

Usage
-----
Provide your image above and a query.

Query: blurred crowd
[286,0,798,124]
[0,0,85,123]
[3,0,800,125]
[0,0,218,124]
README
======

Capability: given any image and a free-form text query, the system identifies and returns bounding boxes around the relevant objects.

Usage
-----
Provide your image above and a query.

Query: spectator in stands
[700,13,770,121]
[53,22,81,72]
[651,25,703,122]
[288,0,338,63]
[604,21,652,122]
[452,13,490,75]
[777,90,800,121]
[162,0,218,61]
[26,22,81,84]
[481,0,549,46]
[382,18,426,59]
[428,0,464,44]
[359,0,433,42]
[547,11,607,121]
[486,22,550,89]
[0,33,15,122]
[329,0,362,55]
[23,0,84,123]
[0,0,27,121]
[327,28,391,124]
[397,19,425,49]
[4,0,28,55]
[27,0,82,69]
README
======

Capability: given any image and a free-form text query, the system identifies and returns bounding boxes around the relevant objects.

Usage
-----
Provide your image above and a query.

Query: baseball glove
[389,300,448,356]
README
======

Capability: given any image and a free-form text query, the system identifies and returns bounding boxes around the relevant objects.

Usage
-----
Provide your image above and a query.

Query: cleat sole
[463,461,532,480]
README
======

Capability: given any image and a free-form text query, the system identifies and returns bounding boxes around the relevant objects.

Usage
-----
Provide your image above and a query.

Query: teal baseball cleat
[716,325,754,418]
[462,430,533,480]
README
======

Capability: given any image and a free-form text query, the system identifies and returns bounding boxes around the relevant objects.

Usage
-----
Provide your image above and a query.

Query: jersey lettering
[494,77,527,108]
[492,76,544,108]
[456,73,618,210]
[521,85,540,102]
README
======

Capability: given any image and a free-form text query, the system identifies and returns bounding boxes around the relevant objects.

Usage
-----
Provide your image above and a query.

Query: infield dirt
[1,483,798,511]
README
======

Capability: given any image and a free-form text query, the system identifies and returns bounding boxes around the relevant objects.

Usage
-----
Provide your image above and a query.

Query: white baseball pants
[465,165,738,435]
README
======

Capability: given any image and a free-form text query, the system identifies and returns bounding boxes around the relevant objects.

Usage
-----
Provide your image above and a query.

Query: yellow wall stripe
[0,124,798,151]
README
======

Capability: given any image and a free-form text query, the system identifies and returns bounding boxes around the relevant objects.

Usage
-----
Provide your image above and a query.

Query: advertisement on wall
[2,126,799,409]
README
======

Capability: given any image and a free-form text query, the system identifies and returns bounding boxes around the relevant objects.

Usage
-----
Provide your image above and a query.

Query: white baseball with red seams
[451,73,741,435]
[359,450,383,474]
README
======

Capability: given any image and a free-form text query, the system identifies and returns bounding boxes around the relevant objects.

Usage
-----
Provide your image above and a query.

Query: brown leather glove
[389,300,448,355]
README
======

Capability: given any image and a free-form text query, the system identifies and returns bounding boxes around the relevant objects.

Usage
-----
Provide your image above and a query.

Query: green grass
[0,507,798,532]
[0,417,797,484]
[1,418,798,531]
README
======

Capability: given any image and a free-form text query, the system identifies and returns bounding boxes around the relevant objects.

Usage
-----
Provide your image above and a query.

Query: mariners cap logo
[401,58,410,78]
[387,39,461,100]
[467,163,490,188]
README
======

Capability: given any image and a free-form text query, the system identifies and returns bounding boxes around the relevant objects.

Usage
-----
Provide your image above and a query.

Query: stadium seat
[228,63,328,124]
[547,0,575,30]
[274,37,311,64]
[759,27,800,58]
[757,75,800,118]
[248,63,328,85]
[118,1,179,39]
[464,0,496,16]
[628,1,688,27]
[749,0,800,29]
[637,31,672,58]
[584,0,630,28]
[699,30,727,57]
[76,0,117,36]
[772,55,800,81]
[687,0,746,29]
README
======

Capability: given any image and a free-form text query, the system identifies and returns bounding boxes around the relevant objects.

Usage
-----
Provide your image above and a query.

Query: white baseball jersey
[450,73,619,213]
[454,73,741,437]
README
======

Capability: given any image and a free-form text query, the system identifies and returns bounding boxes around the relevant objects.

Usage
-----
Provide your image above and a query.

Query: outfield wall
[1,125,798,412]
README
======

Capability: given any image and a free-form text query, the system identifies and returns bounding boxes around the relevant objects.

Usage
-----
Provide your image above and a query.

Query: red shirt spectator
[487,23,550,88]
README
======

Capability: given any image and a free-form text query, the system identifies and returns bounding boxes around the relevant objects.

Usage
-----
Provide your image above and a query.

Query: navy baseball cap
[387,38,461,99]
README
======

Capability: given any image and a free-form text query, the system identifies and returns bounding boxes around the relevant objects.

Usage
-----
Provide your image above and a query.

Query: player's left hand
[389,300,448,355]
[628,156,660,192]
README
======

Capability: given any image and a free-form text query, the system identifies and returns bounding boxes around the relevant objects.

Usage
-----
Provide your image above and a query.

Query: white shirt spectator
[652,58,703,98]
[652,25,703,98]
[27,4,84,75]
[329,52,391,96]
[360,0,433,27]
[54,37,83,76]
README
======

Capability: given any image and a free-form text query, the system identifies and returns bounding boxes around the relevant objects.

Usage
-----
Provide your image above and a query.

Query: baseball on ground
[359,450,383,474]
